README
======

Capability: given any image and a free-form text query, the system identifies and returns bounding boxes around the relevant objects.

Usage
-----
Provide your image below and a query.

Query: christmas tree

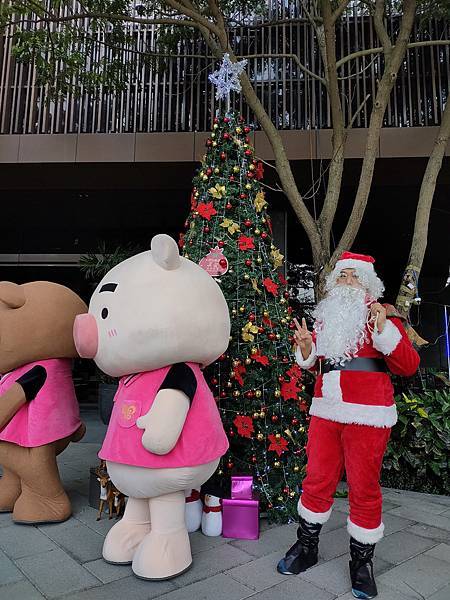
[179,110,309,523]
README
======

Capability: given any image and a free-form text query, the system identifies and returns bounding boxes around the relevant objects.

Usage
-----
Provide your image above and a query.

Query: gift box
[231,475,253,500]
[222,496,259,540]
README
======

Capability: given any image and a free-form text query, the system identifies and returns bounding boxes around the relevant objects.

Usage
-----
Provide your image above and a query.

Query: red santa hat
[326,251,384,299]
[335,251,376,275]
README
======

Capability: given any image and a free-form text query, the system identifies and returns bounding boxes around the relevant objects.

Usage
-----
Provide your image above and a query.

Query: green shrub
[382,390,450,495]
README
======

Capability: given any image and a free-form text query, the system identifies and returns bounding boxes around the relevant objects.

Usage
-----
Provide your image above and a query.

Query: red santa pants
[299,416,391,544]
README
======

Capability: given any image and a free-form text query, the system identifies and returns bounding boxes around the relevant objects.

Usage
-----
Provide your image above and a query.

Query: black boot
[277,516,322,575]
[349,537,378,599]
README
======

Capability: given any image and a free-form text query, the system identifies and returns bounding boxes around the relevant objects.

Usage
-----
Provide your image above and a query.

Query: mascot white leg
[103,496,151,564]
[132,490,191,580]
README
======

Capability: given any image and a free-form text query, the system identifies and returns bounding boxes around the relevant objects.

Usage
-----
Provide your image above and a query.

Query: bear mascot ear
[0,282,26,309]
[151,234,181,271]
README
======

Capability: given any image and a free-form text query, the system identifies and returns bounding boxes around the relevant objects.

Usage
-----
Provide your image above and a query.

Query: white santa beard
[314,285,369,365]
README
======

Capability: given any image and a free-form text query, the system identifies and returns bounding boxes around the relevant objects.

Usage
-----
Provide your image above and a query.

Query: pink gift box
[222,496,260,540]
[231,475,253,500]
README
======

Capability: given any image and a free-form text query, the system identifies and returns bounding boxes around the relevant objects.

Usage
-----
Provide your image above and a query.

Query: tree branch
[396,91,450,316]
[237,54,326,86]
[317,0,346,258]
[373,0,392,57]
[337,40,450,70]
[332,0,418,264]
[331,0,351,24]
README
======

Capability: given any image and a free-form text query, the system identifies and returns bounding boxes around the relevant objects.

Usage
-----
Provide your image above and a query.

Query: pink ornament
[199,247,229,277]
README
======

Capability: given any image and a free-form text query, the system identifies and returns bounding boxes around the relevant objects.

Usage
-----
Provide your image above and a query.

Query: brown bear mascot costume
[0,281,87,524]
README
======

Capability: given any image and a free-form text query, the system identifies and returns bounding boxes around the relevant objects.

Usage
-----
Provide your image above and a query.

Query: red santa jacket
[295,313,420,428]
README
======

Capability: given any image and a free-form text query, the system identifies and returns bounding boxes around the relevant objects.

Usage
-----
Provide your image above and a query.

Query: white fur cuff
[298,497,332,524]
[347,517,385,544]
[295,342,317,369]
[372,319,402,355]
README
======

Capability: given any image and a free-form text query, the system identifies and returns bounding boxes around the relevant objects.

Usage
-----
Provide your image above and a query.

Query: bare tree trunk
[395,91,450,317]
[331,0,417,264]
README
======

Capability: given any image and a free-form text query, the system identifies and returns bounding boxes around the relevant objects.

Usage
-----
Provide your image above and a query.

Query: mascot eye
[101,308,109,319]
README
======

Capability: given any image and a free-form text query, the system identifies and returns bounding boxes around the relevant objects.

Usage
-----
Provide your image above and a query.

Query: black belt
[320,357,387,374]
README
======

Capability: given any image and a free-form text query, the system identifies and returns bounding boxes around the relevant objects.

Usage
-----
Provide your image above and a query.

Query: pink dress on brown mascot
[0,281,87,524]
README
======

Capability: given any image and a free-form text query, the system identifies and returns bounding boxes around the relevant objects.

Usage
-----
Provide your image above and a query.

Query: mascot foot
[13,485,71,524]
[0,468,21,513]
[132,529,192,580]
[103,519,151,564]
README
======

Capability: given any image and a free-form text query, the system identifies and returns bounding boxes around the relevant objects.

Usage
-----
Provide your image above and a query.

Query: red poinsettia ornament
[234,415,254,439]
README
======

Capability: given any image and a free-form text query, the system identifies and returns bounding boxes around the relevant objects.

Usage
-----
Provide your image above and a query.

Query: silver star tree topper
[209,53,248,109]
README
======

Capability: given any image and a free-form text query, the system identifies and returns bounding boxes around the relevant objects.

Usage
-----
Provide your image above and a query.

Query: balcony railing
[1,6,449,134]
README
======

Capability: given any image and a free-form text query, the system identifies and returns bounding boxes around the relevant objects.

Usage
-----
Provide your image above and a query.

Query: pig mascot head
[0,281,87,524]
[74,234,230,581]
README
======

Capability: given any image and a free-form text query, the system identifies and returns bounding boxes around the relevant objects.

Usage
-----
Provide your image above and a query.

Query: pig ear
[151,234,181,271]
[0,282,26,309]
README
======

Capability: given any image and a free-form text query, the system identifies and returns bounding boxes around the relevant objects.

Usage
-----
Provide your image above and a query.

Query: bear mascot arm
[0,365,47,430]
[136,363,197,455]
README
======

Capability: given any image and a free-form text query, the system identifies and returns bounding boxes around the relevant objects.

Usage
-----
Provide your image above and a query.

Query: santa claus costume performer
[277,252,419,599]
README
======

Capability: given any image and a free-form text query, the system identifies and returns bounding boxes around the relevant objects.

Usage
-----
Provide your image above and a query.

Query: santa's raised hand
[293,317,313,360]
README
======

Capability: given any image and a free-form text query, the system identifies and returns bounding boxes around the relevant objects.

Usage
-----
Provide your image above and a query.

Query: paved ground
[0,408,449,600]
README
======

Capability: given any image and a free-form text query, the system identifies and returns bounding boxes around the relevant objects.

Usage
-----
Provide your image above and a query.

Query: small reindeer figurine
[111,483,126,519]
[96,472,114,521]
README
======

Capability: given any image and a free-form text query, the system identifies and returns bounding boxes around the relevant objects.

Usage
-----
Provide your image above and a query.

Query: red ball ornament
[218,241,225,248]
[261,232,268,239]
[229,175,235,182]
[206,139,212,146]
[292,418,299,426]
[219,258,227,268]
[226,202,232,210]
[284,291,290,299]
[268,333,276,341]
[248,313,256,322]
[211,378,218,385]
[282,357,289,363]
[214,117,218,124]
[245,259,252,267]
[244,126,251,134]
[227,462,234,469]
[220,152,226,160]
[218,354,226,361]
[283,487,289,494]
[245,149,252,156]
[223,132,230,140]
[244,219,252,227]
[240,193,247,200]
[278,375,285,382]
[203,226,210,233]
[245,391,255,399]
[206,167,212,175]
[220,391,226,398]
[271,415,279,423]
[229,430,235,437]
[224,117,230,123]
[258,327,265,334]
[251,455,257,463]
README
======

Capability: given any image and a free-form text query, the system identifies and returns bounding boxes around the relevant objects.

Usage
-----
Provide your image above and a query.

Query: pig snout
[73,313,99,358]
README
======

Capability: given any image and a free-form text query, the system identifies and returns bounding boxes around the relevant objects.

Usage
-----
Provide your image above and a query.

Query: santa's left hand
[370,303,387,333]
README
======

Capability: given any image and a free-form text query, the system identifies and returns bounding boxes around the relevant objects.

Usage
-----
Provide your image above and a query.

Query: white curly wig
[326,252,385,300]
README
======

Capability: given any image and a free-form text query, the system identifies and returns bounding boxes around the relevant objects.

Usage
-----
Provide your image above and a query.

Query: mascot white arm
[136,389,190,455]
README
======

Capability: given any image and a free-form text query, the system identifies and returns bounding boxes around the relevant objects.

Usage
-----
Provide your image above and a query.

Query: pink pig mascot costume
[74,234,230,580]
